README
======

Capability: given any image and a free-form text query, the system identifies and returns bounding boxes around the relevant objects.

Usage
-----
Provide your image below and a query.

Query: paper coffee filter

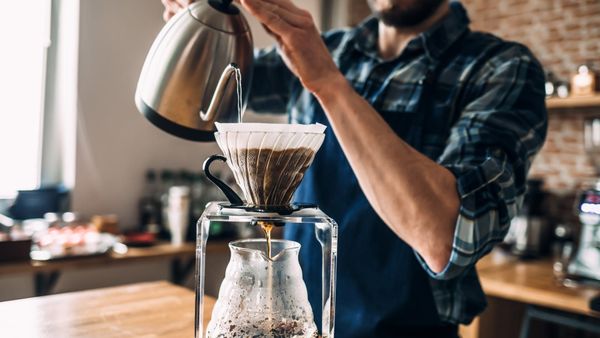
[215,122,326,134]
[214,123,326,206]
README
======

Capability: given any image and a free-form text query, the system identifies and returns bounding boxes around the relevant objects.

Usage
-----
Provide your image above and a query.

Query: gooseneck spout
[200,63,240,122]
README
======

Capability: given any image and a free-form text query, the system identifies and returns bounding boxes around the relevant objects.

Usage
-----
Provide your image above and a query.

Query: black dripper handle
[203,155,244,205]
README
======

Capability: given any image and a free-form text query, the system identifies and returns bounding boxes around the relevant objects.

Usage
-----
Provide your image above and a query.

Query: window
[0,2,52,197]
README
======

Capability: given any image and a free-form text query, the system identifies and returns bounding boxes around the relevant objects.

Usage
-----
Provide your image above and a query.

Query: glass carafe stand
[195,202,338,338]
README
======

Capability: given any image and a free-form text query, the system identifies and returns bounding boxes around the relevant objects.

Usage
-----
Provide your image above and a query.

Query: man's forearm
[313,74,460,273]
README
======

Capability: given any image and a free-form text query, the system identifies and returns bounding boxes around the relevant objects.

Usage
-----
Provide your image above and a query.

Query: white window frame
[40,0,79,191]
[0,0,79,203]
[0,1,52,198]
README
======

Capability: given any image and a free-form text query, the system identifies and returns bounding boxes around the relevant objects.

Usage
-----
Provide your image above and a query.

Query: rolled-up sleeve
[416,46,548,280]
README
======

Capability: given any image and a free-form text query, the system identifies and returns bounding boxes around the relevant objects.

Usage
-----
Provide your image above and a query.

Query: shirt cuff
[414,159,508,280]
[413,216,471,281]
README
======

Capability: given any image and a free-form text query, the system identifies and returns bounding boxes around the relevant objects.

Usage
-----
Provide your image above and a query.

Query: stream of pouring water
[234,66,243,123]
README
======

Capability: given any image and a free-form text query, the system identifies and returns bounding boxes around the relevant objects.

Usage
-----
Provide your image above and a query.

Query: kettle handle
[199,63,240,122]
[203,155,244,205]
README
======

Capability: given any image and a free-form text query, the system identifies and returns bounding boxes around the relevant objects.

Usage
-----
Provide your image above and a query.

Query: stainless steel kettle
[135,0,253,141]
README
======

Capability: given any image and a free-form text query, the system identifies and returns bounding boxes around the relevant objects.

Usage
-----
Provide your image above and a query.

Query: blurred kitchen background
[1,1,599,338]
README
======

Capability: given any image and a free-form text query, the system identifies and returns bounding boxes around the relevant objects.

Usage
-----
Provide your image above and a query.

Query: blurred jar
[505,179,551,258]
[167,186,190,246]
[552,223,575,283]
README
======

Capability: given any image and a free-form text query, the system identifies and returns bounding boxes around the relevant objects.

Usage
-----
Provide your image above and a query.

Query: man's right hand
[161,0,194,21]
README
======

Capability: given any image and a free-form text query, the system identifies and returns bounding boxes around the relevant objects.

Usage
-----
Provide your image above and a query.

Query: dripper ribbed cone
[215,123,326,206]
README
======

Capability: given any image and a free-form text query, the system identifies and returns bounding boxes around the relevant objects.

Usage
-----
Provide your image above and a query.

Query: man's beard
[367,0,446,27]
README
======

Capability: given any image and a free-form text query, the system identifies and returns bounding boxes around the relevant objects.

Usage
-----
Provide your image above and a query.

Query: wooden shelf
[546,94,600,109]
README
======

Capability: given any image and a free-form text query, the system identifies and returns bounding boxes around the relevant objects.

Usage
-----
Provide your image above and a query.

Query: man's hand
[161,0,193,21]
[240,0,343,94]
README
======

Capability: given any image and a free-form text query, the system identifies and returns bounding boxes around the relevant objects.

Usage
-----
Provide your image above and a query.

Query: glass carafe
[195,202,337,338]
[207,239,318,337]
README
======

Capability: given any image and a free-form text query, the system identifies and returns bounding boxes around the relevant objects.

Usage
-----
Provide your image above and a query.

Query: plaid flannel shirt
[248,1,547,324]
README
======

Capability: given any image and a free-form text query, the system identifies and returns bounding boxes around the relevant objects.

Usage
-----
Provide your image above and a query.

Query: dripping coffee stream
[259,221,274,259]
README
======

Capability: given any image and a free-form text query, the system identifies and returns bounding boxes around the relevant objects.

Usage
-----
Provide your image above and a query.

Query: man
[164,0,547,337]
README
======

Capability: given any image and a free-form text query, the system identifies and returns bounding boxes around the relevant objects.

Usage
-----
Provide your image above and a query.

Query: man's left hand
[240,0,343,94]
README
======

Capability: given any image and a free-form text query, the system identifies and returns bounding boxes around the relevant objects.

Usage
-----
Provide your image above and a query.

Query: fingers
[161,0,181,12]
[267,1,311,28]
[261,23,283,44]
[163,9,173,21]
[175,0,192,6]
[161,0,194,22]
[241,0,312,37]
[242,0,295,34]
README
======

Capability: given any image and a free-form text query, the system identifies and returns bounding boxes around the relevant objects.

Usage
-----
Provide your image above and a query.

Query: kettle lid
[189,0,250,34]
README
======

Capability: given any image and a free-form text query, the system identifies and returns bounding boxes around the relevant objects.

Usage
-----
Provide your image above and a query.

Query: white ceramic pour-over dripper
[213,123,326,206]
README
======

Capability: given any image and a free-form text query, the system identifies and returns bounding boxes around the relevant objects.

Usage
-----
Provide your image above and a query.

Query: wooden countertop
[0,281,212,338]
[477,250,600,318]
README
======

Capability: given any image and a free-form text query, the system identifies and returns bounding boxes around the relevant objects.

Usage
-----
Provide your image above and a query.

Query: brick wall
[460,0,600,194]
[462,0,600,80]
[529,109,598,192]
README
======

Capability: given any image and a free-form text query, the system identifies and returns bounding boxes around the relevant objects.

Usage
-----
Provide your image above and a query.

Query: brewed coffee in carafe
[206,239,319,338]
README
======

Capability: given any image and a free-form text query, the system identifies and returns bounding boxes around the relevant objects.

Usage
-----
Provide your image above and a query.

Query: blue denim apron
[285,38,467,338]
